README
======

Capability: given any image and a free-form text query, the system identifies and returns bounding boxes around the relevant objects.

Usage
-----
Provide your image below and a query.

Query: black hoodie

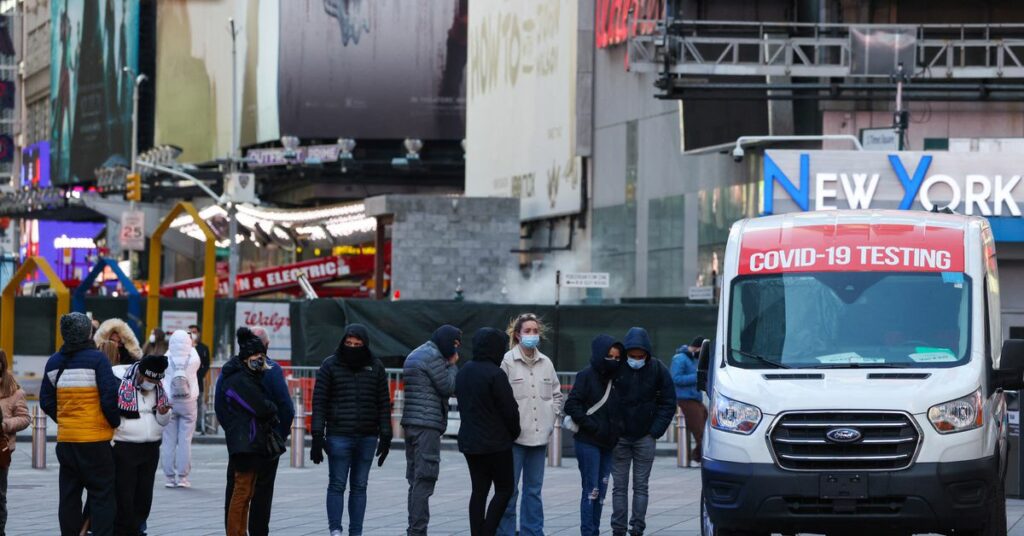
[312,323,392,439]
[564,335,624,450]
[455,328,521,455]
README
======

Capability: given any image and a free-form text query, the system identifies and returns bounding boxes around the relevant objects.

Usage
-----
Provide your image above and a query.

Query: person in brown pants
[670,337,708,461]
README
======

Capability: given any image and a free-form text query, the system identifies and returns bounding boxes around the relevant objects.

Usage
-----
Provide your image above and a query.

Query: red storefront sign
[162,255,375,298]
[739,224,966,275]
[596,0,662,48]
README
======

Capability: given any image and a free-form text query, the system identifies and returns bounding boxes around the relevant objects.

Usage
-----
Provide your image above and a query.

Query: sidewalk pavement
[8,442,1024,535]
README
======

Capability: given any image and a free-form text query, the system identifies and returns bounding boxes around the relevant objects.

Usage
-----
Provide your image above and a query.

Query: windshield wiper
[808,362,905,369]
[729,347,791,369]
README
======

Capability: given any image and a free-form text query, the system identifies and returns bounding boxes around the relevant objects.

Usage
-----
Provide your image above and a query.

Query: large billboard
[465,0,581,221]
[51,0,139,185]
[154,0,278,163]
[21,141,50,188]
[277,0,467,140]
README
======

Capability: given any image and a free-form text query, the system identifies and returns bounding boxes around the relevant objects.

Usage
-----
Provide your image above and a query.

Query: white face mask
[140,381,156,391]
[149,335,156,344]
[190,332,198,342]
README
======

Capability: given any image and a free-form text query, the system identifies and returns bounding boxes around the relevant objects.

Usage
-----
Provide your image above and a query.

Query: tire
[700,491,769,536]
[956,479,1007,536]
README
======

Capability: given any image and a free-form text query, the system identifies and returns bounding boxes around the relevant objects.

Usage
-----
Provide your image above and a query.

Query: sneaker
[330,531,343,536]
[176,478,191,488]
[164,478,177,488]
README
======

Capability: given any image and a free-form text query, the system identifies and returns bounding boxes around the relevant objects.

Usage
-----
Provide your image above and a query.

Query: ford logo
[826,428,862,443]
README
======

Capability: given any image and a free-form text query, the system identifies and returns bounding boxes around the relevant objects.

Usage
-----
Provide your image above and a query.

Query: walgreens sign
[764,150,1024,218]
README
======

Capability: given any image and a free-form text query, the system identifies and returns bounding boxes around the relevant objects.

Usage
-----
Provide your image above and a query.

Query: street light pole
[124,67,147,174]
[227,18,241,299]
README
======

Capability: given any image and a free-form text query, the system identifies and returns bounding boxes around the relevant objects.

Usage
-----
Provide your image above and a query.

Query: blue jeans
[498,444,547,536]
[326,435,378,534]
[575,439,613,536]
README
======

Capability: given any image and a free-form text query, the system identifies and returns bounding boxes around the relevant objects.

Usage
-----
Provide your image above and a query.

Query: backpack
[169,353,192,400]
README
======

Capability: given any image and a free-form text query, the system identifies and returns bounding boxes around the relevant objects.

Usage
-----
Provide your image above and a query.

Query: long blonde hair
[0,349,20,398]
[505,313,547,349]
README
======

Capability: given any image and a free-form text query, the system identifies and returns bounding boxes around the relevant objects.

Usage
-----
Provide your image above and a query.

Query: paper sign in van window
[739,224,965,275]
[815,353,886,364]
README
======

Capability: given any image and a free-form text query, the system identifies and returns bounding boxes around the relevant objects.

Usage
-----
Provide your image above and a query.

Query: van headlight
[710,391,762,435]
[928,389,983,434]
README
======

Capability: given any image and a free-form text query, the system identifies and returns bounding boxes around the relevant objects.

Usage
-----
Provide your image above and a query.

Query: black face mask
[597,356,623,377]
[339,345,372,369]
[118,345,134,364]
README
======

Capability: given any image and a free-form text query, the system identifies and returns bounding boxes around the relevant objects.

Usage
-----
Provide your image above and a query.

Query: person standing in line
[610,327,676,536]
[40,312,121,536]
[401,325,461,536]
[141,328,168,357]
[217,328,282,536]
[564,336,624,536]
[160,330,200,488]
[310,324,393,536]
[457,328,521,536]
[670,337,707,464]
[94,318,143,366]
[188,324,211,435]
[498,313,563,536]
[0,349,30,535]
[216,327,294,536]
[111,354,171,536]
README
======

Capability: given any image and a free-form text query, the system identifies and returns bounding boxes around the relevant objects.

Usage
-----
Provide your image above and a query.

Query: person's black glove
[311,433,325,465]
[376,437,392,467]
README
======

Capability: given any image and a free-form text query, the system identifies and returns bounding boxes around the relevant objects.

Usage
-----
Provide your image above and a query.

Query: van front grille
[768,411,920,471]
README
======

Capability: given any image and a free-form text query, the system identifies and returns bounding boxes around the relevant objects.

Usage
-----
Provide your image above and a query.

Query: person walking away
[610,327,676,536]
[457,328,521,536]
[564,336,624,536]
[141,328,168,357]
[94,319,143,366]
[0,349,30,535]
[39,312,121,536]
[671,337,707,463]
[111,355,171,536]
[498,313,563,536]
[216,328,283,536]
[310,324,393,536]
[189,324,211,435]
[402,324,461,536]
[161,330,200,488]
[216,327,294,536]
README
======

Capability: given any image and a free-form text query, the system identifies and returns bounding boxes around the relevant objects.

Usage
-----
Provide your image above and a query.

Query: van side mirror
[995,339,1024,391]
[697,339,711,392]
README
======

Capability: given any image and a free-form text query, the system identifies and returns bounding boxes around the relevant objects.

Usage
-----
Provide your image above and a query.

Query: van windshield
[728,272,971,369]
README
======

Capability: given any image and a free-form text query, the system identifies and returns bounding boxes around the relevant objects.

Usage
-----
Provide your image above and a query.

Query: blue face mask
[627,357,646,370]
[520,335,540,349]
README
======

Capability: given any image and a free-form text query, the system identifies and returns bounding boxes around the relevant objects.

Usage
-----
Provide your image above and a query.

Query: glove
[376,437,391,467]
[311,433,325,465]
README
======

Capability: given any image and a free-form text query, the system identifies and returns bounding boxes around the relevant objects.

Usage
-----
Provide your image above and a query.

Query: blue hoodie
[670,346,701,402]
[616,327,677,440]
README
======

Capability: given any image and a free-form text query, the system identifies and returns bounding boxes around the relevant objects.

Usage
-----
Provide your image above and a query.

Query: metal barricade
[31,405,46,469]
[290,387,306,468]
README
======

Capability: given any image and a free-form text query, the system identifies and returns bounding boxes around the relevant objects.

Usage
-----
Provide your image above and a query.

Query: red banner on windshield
[739,224,965,275]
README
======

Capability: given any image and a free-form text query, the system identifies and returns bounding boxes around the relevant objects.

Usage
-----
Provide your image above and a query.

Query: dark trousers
[464,450,515,536]
[677,400,708,460]
[57,441,116,536]
[113,441,160,536]
[0,465,8,536]
[224,455,279,536]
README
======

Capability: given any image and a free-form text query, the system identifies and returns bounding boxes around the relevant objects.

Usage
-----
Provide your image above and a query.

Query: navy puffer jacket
[400,326,460,432]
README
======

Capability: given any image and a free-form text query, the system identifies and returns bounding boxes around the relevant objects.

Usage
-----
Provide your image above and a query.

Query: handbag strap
[585,380,613,416]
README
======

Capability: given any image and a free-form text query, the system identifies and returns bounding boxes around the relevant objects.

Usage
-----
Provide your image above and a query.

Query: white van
[698,209,1024,536]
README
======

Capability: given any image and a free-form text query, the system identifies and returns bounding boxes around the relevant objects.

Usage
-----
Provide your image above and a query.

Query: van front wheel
[957,480,1007,536]
[700,492,769,536]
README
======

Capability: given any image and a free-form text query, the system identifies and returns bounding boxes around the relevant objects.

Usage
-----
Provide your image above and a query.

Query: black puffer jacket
[401,325,460,432]
[565,335,624,450]
[218,357,279,466]
[616,328,677,441]
[311,324,392,439]
[456,328,520,455]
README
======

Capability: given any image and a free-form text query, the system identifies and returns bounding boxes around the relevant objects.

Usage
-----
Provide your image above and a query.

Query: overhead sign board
[860,128,901,151]
[688,286,715,301]
[562,272,610,288]
[120,211,145,252]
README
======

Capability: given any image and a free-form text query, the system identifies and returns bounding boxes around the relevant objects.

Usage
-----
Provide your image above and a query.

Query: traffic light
[125,173,142,202]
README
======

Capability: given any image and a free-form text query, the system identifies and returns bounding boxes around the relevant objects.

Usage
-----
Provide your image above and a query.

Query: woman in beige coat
[94,318,143,365]
[0,349,30,534]
[498,313,564,536]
